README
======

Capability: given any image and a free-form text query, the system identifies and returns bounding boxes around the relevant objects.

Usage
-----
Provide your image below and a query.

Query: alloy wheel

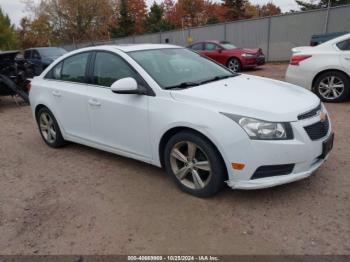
[170,141,212,190]
[39,112,57,144]
[228,59,240,72]
[318,76,345,100]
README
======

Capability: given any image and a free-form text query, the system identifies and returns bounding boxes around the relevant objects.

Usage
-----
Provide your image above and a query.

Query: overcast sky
[0,0,300,27]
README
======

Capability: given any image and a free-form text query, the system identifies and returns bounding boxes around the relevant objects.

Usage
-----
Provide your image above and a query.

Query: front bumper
[227,156,326,189]
[223,110,332,190]
[242,55,265,68]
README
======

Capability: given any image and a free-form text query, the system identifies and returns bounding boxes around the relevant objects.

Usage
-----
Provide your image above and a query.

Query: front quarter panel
[149,91,250,180]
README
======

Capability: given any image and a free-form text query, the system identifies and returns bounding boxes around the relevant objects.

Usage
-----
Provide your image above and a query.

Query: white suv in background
[286,33,350,102]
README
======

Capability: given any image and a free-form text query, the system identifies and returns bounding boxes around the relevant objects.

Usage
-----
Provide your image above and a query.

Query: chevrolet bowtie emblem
[320,112,327,122]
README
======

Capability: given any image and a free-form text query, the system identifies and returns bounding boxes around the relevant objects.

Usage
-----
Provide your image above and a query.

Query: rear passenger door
[202,43,225,64]
[44,52,93,141]
[86,51,152,159]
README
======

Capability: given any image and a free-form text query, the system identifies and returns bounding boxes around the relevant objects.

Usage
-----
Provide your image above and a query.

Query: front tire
[314,71,349,102]
[164,131,226,198]
[36,107,66,148]
[227,58,242,72]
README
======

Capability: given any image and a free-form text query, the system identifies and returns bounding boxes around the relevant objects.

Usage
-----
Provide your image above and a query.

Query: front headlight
[241,53,255,58]
[221,113,293,140]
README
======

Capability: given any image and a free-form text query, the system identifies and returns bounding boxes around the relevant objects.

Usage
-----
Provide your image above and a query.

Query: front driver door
[202,43,224,63]
[87,51,152,159]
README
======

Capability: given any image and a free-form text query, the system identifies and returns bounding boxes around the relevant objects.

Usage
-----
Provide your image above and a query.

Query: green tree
[110,0,135,37]
[206,14,220,25]
[295,0,350,10]
[222,0,249,21]
[143,2,175,33]
[0,7,18,50]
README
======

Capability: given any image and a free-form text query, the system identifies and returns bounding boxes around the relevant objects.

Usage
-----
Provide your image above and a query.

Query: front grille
[298,103,321,120]
[304,117,329,140]
[251,164,295,180]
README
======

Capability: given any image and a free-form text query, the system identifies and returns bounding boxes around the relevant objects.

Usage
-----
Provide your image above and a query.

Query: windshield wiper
[164,81,200,90]
[199,75,236,85]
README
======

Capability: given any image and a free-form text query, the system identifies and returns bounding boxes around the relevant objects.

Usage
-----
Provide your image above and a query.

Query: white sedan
[286,33,350,102]
[29,44,333,197]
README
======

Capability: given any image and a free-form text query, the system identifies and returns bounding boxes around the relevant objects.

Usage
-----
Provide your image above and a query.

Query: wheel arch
[226,56,241,67]
[35,104,49,120]
[34,104,65,137]
[158,126,228,179]
[312,69,350,91]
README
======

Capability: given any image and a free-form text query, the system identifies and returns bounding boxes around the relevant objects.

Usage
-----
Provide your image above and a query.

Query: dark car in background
[188,40,265,72]
[310,31,349,46]
[24,47,67,75]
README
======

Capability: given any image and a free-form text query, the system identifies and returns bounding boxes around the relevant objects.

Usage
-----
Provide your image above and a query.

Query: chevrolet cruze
[29,44,334,197]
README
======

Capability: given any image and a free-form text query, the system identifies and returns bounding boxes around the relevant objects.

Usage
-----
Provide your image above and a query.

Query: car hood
[170,75,320,122]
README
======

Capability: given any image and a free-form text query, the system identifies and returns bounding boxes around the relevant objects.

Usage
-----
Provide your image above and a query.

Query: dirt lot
[0,63,349,255]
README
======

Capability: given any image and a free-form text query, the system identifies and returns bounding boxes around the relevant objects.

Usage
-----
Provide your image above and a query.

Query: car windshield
[128,48,236,89]
[220,42,237,49]
[38,48,67,57]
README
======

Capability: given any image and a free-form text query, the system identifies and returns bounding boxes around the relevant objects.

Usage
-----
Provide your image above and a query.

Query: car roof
[191,40,221,45]
[100,44,181,52]
[26,47,65,50]
[61,44,181,55]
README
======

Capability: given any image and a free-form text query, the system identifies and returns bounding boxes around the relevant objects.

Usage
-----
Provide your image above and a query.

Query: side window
[93,52,139,87]
[45,62,62,80]
[190,43,203,51]
[61,52,89,83]
[204,43,220,51]
[24,50,31,59]
[337,39,350,51]
[32,50,41,59]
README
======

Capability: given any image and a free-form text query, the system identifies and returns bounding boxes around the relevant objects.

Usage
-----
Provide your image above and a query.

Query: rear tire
[227,58,242,72]
[164,131,226,198]
[313,71,349,102]
[36,107,66,148]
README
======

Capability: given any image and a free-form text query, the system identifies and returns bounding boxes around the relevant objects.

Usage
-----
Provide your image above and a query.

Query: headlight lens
[241,53,255,57]
[222,113,293,140]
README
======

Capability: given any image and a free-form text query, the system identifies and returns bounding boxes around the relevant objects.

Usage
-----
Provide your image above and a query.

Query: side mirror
[218,48,223,53]
[111,77,146,95]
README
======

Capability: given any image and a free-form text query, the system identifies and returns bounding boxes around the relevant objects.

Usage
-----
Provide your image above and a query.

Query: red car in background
[188,40,265,72]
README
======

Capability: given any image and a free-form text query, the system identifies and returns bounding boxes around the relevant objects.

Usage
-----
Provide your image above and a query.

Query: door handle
[88,98,101,107]
[52,90,61,97]
[345,57,350,60]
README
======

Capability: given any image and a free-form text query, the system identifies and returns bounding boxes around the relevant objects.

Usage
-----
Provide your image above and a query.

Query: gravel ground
[0,63,349,255]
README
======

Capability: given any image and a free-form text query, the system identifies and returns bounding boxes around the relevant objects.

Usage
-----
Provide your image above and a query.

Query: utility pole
[324,0,331,33]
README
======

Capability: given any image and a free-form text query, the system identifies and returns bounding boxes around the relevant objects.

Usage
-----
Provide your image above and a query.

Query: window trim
[88,50,155,96]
